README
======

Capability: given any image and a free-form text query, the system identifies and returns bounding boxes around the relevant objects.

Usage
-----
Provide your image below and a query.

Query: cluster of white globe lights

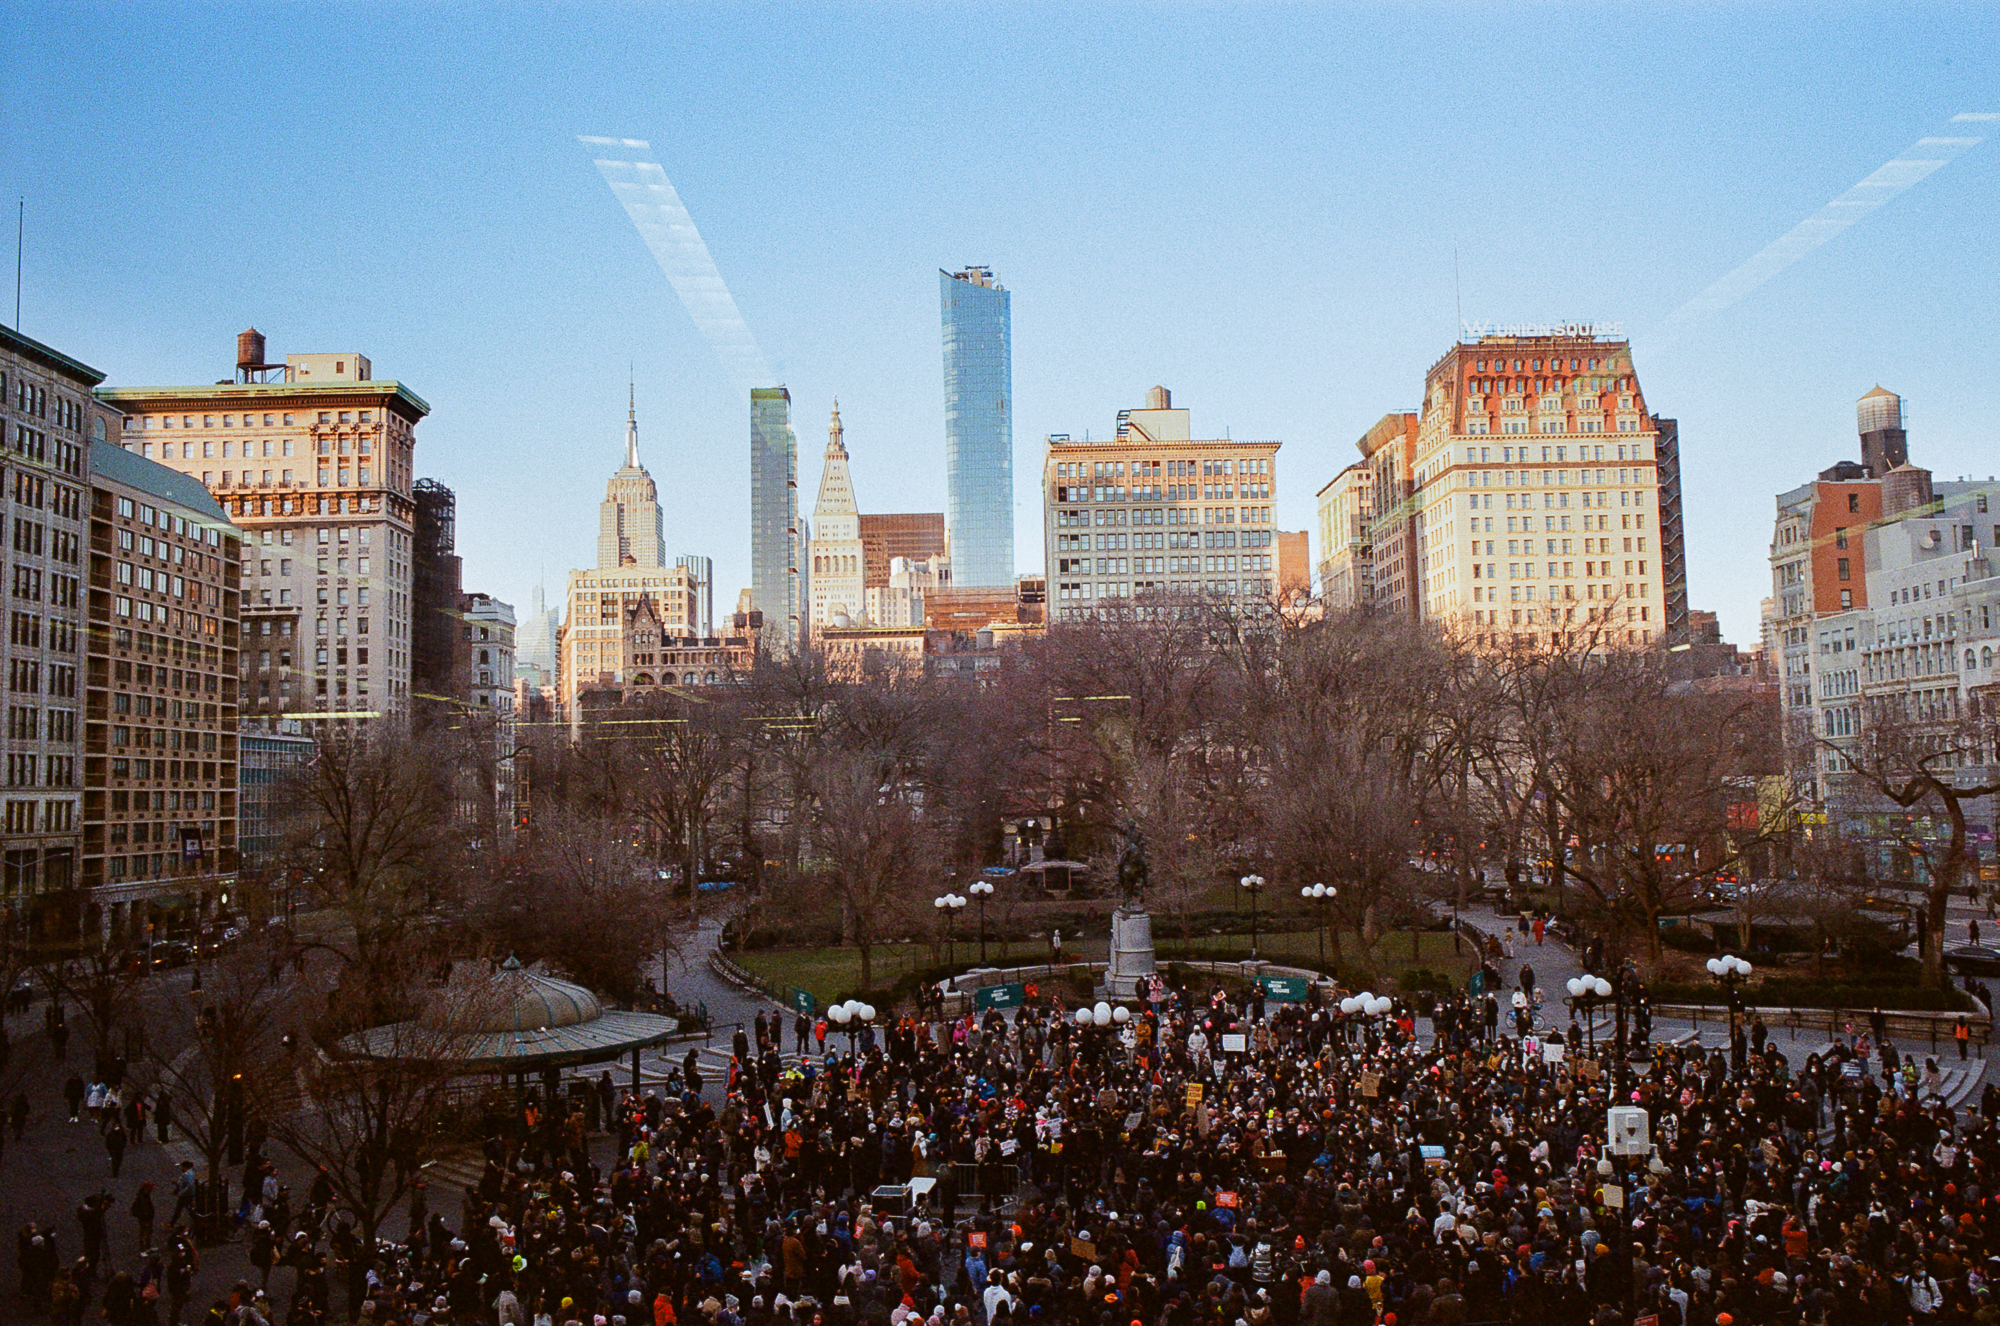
[824,999,877,1025]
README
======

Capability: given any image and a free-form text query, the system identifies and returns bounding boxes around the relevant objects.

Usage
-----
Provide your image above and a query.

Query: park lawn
[1158,928,1473,978]
[738,929,1469,1006]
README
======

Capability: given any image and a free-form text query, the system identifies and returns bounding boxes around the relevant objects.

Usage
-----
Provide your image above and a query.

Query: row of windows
[1052,457,1271,480]
[6,613,79,651]
[1472,560,1649,581]
[137,410,374,430]
[2,799,74,834]
[4,706,77,741]
[7,661,76,696]
[5,754,74,787]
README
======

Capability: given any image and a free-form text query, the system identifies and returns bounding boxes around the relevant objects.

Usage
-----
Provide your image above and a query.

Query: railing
[1652,1001,1990,1054]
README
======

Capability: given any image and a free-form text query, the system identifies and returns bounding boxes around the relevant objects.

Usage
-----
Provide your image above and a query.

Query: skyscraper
[808,400,866,635]
[559,401,701,720]
[598,389,665,570]
[675,555,714,637]
[940,266,1013,587]
[750,386,801,653]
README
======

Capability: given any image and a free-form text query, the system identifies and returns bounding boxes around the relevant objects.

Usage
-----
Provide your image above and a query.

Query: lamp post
[1240,874,1266,960]
[1565,974,1613,1052]
[969,878,995,964]
[1707,953,1753,1066]
[1300,883,1334,967]
[933,893,966,967]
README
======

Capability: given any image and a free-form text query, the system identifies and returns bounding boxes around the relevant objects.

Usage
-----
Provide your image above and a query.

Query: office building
[1041,387,1280,620]
[515,579,561,677]
[807,400,867,636]
[1315,461,1375,612]
[749,386,802,654]
[1360,413,1421,619]
[860,512,947,591]
[559,402,722,725]
[866,554,950,629]
[676,555,714,638]
[1764,387,2000,821]
[1,327,98,906]
[99,331,428,729]
[1405,333,1677,649]
[1275,531,1310,606]
[83,438,242,937]
[238,723,313,877]
[460,591,516,841]
[411,478,465,711]
[941,266,1014,587]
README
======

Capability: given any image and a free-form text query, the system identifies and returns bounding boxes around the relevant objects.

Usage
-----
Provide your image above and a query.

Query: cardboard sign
[999,1138,1019,1156]
[1071,1237,1097,1262]
[968,1231,988,1250]
[1578,1058,1602,1081]
[1185,1082,1205,1106]
[1215,1191,1239,1208]
[1222,1033,1248,1054]
[1542,1041,1566,1064]
[1360,1072,1382,1098]
[1601,1185,1624,1209]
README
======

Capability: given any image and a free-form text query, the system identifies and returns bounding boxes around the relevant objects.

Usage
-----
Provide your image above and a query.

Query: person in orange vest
[1956,1016,1972,1061]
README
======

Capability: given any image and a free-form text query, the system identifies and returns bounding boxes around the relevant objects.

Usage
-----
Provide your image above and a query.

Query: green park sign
[1258,976,1310,1003]
[974,982,1026,1010]
[790,987,816,1015]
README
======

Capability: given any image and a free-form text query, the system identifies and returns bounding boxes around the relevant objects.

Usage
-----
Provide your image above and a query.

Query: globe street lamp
[1299,883,1334,967]
[969,878,996,964]
[1565,974,1614,1052]
[1240,874,1267,960]
[933,893,966,967]
[1706,953,1754,1064]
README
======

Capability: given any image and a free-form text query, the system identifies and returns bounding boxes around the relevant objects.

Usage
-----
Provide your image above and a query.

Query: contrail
[579,136,774,393]
[1656,113,1992,340]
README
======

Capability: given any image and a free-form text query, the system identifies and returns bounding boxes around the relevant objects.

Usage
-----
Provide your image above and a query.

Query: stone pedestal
[1105,905,1157,999]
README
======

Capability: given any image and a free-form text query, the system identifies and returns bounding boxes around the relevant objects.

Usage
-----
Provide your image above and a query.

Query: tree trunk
[1923,796,1972,990]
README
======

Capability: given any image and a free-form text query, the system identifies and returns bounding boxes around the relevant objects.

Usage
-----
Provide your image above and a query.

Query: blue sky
[5,3,1997,647]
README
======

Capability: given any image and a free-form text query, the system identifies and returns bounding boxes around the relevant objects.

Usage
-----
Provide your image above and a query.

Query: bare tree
[466,806,669,1000]
[264,936,458,1271]
[1039,601,1252,940]
[1542,649,1797,957]
[279,727,458,1004]
[141,936,295,1197]
[1824,699,2000,988]
[1252,610,1452,957]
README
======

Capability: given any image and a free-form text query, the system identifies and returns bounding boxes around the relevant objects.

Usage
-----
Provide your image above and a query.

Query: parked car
[1946,944,2000,976]
[149,940,192,970]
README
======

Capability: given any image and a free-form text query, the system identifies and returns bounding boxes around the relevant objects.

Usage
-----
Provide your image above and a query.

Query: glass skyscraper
[940,266,1014,587]
[750,387,801,654]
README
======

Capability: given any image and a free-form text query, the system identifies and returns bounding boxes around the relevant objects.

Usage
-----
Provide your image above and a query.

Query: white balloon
[1339,997,1358,1014]
[1593,979,1612,998]
[860,1004,876,1021]
[1094,1001,1112,1023]
[829,1006,849,1024]
[1074,1008,1092,1026]
[1112,1005,1131,1023]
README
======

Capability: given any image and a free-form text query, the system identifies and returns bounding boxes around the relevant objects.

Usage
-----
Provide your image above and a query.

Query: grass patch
[736,928,1473,1007]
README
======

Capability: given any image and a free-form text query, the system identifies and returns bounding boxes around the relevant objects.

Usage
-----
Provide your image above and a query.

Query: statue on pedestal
[1106,821,1157,999]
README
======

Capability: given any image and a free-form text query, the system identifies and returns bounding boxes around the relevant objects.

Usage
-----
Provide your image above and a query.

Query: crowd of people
[19,947,2000,1326]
